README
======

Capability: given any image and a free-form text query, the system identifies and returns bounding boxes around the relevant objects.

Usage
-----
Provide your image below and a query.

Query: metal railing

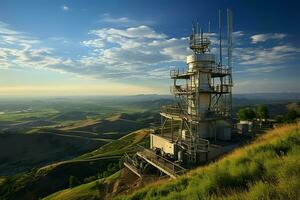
[161,104,182,116]
[189,36,211,48]
[212,67,230,75]
[136,145,186,177]
[170,66,231,79]
[196,138,210,152]
[182,137,210,153]
[213,84,231,93]
[170,69,193,78]
[171,85,195,94]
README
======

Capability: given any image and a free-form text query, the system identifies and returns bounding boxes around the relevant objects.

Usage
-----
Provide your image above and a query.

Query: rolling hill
[0,132,108,176]
[41,122,300,200]
[0,110,157,176]
[0,128,151,200]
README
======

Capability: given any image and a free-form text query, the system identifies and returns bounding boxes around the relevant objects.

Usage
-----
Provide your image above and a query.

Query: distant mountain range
[234,93,300,100]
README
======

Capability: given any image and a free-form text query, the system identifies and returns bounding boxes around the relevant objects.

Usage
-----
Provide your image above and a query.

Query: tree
[285,109,299,123]
[256,105,269,127]
[256,105,269,120]
[237,107,256,121]
[69,176,80,188]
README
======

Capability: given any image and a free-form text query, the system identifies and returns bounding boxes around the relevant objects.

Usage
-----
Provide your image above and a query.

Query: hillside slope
[42,169,144,200]
[40,122,300,200]
[0,132,107,175]
[0,129,150,200]
[117,122,300,200]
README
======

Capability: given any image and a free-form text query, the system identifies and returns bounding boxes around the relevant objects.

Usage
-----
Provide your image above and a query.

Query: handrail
[161,104,182,115]
[136,145,186,175]
[171,66,230,78]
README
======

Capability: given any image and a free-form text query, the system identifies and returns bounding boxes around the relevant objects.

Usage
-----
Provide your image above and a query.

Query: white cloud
[0,21,70,74]
[100,16,134,24]
[234,78,300,93]
[235,66,285,73]
[62,5,69,11]
[78,25,190,79]
[88,26,166,40]
[98,14,154,27]
[0,22,22,35]
[1,18,300,92]
[251,33,286,43]
[230,31,300,78]
[234,44,300,66]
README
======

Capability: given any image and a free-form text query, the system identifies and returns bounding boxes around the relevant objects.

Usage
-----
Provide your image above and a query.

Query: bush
[237,107,256,121]
[84,175,97,183]
[284,110,299,123]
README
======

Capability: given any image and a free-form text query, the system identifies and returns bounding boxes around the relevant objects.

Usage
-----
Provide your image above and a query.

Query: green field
[0,97,163,176]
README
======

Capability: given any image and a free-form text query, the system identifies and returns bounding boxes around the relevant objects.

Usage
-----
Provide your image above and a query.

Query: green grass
[0,177,5,186]
[117,122,300,200]
[0,108,59,122]
[77,129,150,159]
[43,171,121,200]
[0,128,150,200]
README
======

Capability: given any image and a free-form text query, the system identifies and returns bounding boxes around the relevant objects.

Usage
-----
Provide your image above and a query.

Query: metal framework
[159,9,233,164]
[123,145,186,179]
[124,9,233,178]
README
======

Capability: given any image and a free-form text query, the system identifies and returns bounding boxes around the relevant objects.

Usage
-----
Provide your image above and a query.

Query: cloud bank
[0,18,299,88]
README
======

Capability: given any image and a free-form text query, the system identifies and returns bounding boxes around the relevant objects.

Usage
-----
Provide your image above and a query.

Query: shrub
[237,107,256,121]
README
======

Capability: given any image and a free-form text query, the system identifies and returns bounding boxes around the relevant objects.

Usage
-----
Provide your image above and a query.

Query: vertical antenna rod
[219,9,222,66]
[227,9,232,69]
[208,20,211,52]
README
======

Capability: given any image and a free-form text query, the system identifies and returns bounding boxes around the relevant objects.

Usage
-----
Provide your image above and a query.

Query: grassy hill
[0,110,155,176]
[43,171,122,200]
[0,132,108,175]
[38,122,300,200]
[117,122,300,200]
[78,128,150,159]
[0,128,150,200]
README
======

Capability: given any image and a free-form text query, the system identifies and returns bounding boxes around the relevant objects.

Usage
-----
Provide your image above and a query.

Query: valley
[0,94,299,200]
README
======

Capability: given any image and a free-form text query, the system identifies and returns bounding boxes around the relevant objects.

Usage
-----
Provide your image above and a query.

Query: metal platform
[124,146,186,179]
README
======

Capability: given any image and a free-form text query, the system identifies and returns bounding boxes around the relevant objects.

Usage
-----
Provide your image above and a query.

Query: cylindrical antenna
[219,9,222,66]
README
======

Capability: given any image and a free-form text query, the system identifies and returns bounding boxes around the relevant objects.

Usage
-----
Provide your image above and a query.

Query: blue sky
[0,0,299,96]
